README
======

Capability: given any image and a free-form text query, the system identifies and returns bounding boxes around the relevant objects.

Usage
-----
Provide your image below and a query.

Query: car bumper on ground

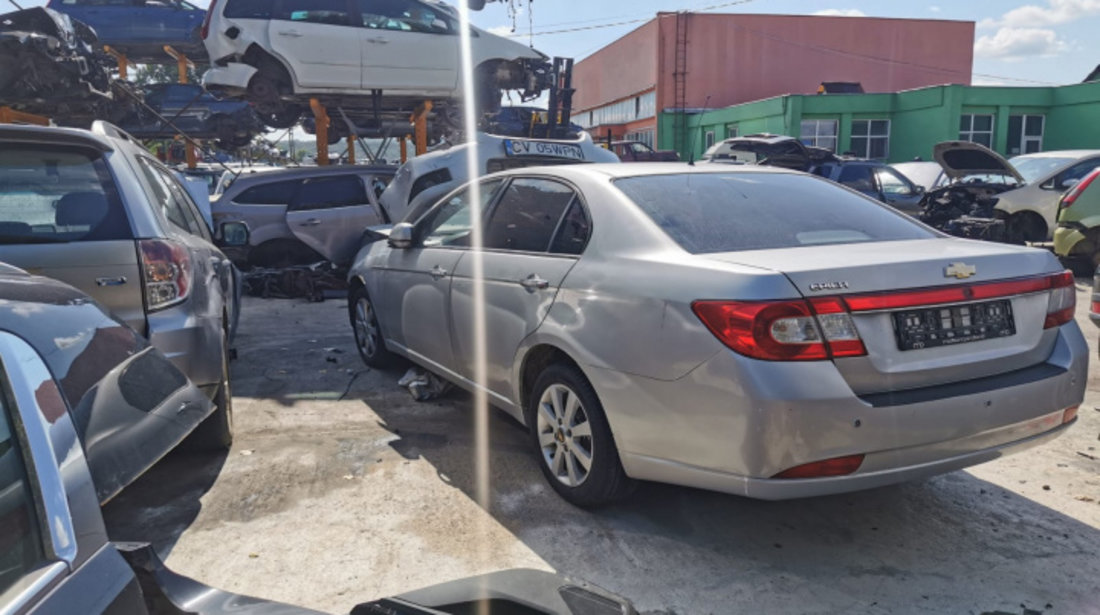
[202,63,257,92]
[591,322,1088,500]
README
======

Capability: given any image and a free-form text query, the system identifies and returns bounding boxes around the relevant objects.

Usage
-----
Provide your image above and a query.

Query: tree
[132,63,205,87]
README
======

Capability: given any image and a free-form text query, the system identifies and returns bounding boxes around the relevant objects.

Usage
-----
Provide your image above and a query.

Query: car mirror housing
[389,222,415,249]
[219,221,250,247]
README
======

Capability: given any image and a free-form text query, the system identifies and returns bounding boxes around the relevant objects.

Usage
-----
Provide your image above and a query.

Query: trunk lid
[705,238,1064,394]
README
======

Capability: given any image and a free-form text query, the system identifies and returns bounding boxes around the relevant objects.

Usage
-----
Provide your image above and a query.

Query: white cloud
[487,25,514,36]
[973,27,1067,60]
[929,5,942,12]
[972,75,1009,86]
[980,0,1100,28]
[812,9,867,16]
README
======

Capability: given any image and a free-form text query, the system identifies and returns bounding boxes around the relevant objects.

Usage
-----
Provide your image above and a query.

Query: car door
[286,173,384,265]
[0,332,150,614]
[449,177,586,402]
[836,164,884,201]
[373,184,489,373]
[357,0,460,93]
[874,166,923,215]
[269,0,361,89]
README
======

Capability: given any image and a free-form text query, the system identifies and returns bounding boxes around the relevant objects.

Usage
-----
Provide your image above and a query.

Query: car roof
[0,123,116,152]
[1009,150,1100,159]
[229,164,396,184]
[490,162,797,181]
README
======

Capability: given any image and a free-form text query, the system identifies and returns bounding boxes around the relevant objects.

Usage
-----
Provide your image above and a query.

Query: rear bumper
[202,63,257,92]
[1053,224,1087,257]
[592,322,1087,499]
[147,306,221,392]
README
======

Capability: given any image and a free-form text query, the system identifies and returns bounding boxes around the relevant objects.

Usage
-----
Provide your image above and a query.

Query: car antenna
[686,95,712,166]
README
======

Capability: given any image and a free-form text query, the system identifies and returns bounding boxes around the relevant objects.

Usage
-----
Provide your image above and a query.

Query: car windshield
[1008,155,1076,184]
[0,146,130,243]
[891,162,943,190]
[613,172,933,253]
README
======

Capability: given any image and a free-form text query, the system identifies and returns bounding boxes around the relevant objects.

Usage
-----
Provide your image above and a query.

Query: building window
[959,114,994,148]
[705,131,715,149]
[725,123,739,139]
[624,129,654,149]
[800,119,838,152]
[578,91,656,128]
[1008,115,1044,155]
[850,119,890,159]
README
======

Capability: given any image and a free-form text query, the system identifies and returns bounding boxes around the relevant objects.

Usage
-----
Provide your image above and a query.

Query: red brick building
[574,12,975,150]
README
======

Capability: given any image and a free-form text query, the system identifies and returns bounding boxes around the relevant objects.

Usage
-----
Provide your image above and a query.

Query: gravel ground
[104,280,1100,615]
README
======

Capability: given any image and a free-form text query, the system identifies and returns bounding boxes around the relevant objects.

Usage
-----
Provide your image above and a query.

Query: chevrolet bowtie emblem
[944,262,977,280]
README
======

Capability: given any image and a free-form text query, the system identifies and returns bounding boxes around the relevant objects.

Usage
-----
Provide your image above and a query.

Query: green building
[660,81,1100,163]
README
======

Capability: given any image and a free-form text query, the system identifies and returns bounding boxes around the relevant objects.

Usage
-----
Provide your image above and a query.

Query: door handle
[299,218,322,227]
[277,29,303,37]
[366,37,389,44]
[519,274,549,291]
[429,265,448,280]
[95,276,127,287]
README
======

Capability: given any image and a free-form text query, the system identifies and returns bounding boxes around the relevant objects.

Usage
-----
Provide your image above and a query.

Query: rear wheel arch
[518,344,584,427]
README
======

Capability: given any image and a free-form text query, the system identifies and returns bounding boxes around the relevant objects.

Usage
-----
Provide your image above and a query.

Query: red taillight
[1060,168,1100,209]
[773,454,865,479]
[1043,271,1075,329]
[1062,405,1079,424]
[1090,300,1100,314]
[200,0,218,40]
[139,239,191,311]
[692,298,865,361]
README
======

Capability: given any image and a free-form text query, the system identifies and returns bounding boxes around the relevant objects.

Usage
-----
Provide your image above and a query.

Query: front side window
[484,179,575,253]
[800,119,838,152]
[875,167,915,196]
[0,386,47,596]
[223,0,273,18]
[0,145,131,244]
[959,114,995,148]
[1055,158,1100,190]
[360,0,455,34]
[277,0,351,25]
[419,180,502,247]
[614,172,933,254]
[850,119,890,159]
[234,179,304,205]
[289,176,368,211]
[837,165,876,192]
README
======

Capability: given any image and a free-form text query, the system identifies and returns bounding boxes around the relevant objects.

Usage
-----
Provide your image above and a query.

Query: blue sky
[12,0,1099,85]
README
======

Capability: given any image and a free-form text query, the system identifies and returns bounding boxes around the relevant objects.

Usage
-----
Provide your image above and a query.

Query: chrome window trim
[0,332,78,567]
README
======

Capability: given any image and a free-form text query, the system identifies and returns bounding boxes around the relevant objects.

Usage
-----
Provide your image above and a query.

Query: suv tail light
[1045,271,1076,329]
[692,298,866,361]
[1060,168,1100,209]
[201,0,218,40]
[139,240,191,311]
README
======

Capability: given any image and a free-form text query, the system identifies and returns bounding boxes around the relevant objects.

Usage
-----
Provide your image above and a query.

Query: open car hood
[932,141,1025,184]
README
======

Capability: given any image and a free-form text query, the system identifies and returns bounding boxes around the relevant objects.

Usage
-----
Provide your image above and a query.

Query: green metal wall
[662,82,1100,163]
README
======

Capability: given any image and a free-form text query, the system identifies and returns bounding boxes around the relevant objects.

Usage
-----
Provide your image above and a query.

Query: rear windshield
[0,146,131,244]
[613,172,934,254]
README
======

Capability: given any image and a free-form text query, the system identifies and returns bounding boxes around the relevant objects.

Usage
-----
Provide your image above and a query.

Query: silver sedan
[347,163,1086,507]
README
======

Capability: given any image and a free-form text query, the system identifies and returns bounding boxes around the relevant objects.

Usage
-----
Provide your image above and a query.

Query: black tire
[1006,212,1047,244]
[349,285,400,368]
[525,363,634,507]
[188,331,233,451]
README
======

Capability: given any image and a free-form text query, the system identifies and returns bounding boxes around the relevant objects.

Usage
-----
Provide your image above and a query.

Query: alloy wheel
[354,297,379,358]
[536,383,594,487]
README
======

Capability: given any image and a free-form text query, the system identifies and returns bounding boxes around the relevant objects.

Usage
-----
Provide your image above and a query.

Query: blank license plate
[892,299,1015,351]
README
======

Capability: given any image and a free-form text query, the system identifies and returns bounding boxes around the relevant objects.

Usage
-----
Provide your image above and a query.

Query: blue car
[46,0,206,63]
[118,82,262,149]
[487,106,585,139]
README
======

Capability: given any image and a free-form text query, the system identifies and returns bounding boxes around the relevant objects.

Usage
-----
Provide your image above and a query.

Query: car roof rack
[90,120,140,144]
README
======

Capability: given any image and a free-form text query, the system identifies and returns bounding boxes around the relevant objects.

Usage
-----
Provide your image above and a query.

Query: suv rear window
[613,172,933,254]
[0,146,131,244]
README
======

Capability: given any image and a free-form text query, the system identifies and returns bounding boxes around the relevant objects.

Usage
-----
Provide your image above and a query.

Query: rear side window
[613,172,934,254]
[234,179,304,205]
[223,0,273,18]
[484,178,575,252]
[276,0,351,25]
[837,165,875,191]
[408,168,452,203]
[549,200,590,255]
[290,175,367,211]
[135,157,205,235]
[0,146,131,243]
[0,388,46,596]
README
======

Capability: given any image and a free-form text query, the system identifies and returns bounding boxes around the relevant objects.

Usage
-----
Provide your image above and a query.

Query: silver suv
[0,121,240,449]
[212,165,395,267]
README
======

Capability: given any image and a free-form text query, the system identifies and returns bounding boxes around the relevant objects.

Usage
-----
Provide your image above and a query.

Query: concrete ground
[105,282,1100,615]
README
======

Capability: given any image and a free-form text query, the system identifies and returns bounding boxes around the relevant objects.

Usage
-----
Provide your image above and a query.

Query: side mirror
[388,222,415,249]
[913,185,925,195]
[218,221,250,247]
